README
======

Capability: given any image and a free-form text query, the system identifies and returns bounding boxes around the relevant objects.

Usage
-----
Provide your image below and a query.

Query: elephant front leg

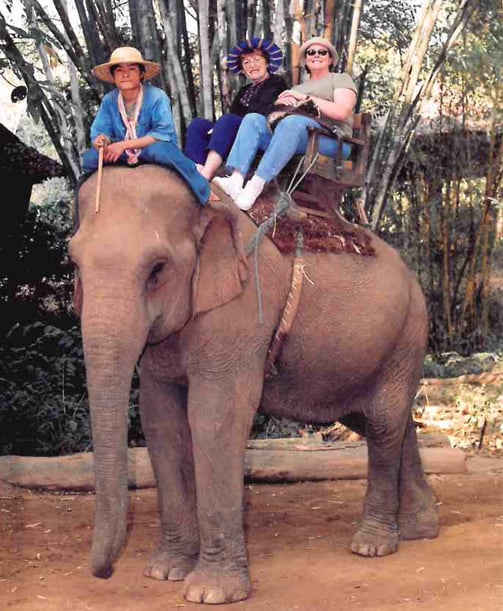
[183,375,261,604]
[140,378,199,581]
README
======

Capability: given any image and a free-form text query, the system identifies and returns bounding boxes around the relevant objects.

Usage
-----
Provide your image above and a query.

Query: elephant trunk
[81,293,148,578]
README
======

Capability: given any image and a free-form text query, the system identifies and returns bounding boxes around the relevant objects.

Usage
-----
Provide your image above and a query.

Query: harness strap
[264,251,305,378]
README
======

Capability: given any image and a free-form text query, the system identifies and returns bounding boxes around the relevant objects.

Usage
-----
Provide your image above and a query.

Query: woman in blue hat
[184,37,287,181]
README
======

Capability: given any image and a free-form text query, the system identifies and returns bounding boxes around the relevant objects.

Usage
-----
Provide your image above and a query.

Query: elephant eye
[147,261,167,290]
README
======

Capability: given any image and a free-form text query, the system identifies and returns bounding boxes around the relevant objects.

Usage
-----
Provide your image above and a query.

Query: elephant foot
[350,520,399,557]
[398,507,440,541]
[144,549,197,581]
[184,568,251,604]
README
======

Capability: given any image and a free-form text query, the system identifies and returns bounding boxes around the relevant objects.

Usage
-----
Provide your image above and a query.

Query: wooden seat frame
[278,112,372,224]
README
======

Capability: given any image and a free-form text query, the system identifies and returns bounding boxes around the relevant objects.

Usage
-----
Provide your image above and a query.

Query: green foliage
[0,190,73,337]
[0,320,144,456]
[361,0,418,54]
[0,322,89,456]
[0,192,82,455]
[357,0,419,117]
[0,191,145,456]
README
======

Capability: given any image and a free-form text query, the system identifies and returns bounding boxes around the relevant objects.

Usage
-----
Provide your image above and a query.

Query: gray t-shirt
[293,73,357,137]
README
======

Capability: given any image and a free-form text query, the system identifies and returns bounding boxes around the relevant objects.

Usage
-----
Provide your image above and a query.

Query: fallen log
[244,445,466,482]
[419,372,502,386]
[0,435,466,491]
[247,432,451,450]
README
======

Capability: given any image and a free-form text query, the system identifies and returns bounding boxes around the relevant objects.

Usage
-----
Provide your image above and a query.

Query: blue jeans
[226,113,351,183]
[81,141,210,205]
[184,114,243,164]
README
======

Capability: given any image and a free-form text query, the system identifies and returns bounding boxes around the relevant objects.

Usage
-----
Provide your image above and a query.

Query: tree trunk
[130,0,166,89]
[324,0,336,42]
[68,57,86,153]
[346,0,363,74]
[84,0,120,53]
[198,0,213,120]
[157,0,193,130]
[73,0,104,67]
[272,0,285,72]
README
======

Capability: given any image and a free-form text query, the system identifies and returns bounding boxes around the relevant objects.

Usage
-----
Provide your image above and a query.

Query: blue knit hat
[227,37,283,74]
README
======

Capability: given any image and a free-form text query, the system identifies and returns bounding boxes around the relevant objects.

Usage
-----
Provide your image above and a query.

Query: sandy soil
[0,464,502,611]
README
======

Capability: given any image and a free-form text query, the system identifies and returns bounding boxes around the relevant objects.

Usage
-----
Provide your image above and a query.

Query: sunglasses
[306,48,329,57]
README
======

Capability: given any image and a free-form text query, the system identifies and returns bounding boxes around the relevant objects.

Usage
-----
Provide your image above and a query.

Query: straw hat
[93,47,161,83]
[298,37,338,66]
[227,37,283,74]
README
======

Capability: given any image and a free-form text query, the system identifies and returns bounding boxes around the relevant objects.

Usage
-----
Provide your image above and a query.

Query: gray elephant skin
[70,165,439,605]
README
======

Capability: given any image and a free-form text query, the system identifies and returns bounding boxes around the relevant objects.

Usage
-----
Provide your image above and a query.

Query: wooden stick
[356,198,369,225]
[95,146,104,213]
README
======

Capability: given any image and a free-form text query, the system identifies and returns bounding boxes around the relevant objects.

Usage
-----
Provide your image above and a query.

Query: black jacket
[229,74,288,117]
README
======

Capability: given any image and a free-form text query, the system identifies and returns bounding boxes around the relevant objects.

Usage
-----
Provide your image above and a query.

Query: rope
[248,192,292,323]
[245,151,319,256]
[286,151,319,194]
[245,151,320,323]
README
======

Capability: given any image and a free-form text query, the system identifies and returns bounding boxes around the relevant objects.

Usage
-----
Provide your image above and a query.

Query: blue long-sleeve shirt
[90,84,178,146]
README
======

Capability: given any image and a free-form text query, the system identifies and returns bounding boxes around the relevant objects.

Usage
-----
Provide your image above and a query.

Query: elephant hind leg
[349,410,403,557]
[348,358,426,558]
[342,400,439,552]
[397,414,440,540]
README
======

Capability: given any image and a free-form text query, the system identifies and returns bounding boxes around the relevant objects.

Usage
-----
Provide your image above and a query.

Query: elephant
[70,164,439,605]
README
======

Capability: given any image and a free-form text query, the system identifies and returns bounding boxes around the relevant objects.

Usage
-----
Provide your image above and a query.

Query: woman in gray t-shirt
[213,36,357,211]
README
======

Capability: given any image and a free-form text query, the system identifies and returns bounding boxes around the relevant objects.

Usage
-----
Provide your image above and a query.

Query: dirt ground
[0,460,502,611]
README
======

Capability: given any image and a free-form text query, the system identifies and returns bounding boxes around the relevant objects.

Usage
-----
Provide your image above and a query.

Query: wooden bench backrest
[302,111,372,189]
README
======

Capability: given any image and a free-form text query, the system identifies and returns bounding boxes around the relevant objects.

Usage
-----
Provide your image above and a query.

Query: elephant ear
[192,192,248,316]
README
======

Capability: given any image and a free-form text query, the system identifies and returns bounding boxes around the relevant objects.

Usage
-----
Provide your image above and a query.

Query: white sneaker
[212,174,244,200]
[235,175,266,211]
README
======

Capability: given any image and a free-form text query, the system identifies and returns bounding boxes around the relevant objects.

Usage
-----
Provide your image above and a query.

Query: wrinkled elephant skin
[70,166,439,604]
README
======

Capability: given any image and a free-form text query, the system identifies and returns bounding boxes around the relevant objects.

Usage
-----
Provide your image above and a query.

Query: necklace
[241,77,268,107]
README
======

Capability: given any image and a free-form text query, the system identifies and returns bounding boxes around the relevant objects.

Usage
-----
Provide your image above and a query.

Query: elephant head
[69,165,248,577]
